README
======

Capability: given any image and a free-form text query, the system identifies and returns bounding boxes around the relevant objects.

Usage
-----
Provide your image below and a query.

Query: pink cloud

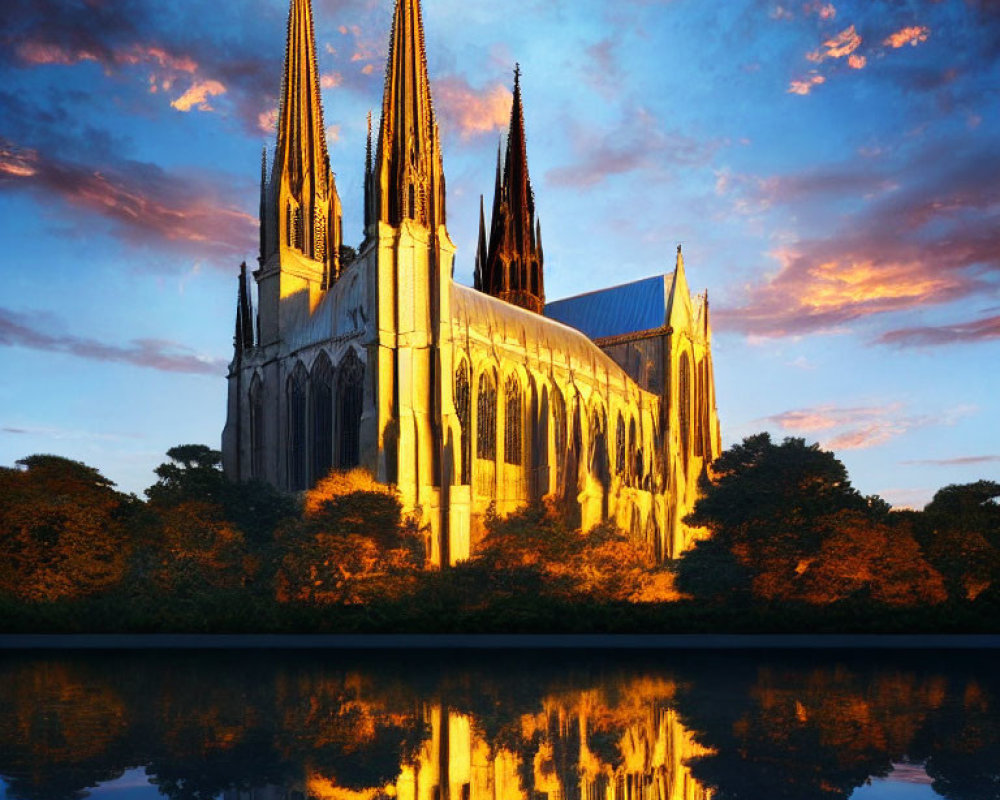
[434,76,512,140]
[762,403,973,452]
[788,74,825,95]
[877,314,1000,347]
[0,137,257,261]
[0,307,227,376]
[884,26,930,49]
[902,455,1000,466]
[803,2,836,19]
[547,106,719,188]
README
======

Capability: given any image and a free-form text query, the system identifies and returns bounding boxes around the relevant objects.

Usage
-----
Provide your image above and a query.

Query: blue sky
[1,0,998,506]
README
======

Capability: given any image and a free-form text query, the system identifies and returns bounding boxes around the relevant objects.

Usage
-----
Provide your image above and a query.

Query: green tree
[0,455,132,602]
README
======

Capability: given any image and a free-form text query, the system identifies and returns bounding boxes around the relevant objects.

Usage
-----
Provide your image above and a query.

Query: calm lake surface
[0,649,997,800]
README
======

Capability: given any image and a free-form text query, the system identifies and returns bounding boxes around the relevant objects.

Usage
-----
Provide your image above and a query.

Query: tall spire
[474,195,487,290]
[372,0,446,230]
[235,262,254,354]
[479,65,545,314]
[261,0,342,280]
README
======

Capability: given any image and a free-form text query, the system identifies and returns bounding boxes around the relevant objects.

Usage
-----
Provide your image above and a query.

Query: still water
[0,650,996,800]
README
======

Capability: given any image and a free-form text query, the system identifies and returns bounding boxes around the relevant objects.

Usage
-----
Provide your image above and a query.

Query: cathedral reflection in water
[225,685,711,800]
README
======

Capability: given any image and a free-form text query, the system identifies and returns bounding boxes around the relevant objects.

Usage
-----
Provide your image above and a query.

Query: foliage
[473,503,672,602]
[0,455,132,602]
[916,480,1000,601]
[276,469,422,604]
[679,434,945,607]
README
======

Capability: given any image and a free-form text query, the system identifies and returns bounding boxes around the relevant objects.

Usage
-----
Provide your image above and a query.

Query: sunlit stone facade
[222,0,722,564]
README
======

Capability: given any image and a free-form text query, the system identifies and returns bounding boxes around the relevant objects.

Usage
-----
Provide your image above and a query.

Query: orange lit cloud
[0,307,227,376]
[884,26,930,49]
[434,77,512,140]
[788,74,825,94]
[807,24,861,62]
[716,142,1000,338]
[848,54,866,69]
[170,79,227,112]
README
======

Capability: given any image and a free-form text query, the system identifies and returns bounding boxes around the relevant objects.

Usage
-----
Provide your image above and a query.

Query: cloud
[848,54,866,69]
[877,313,1000,347]
[434,76,512,140]
[788,73,825,94]
[884,26,930,49]
[0,307,227,376]
[716,141,1000,338]
[902,455,1000,467]
[807,24,862,63]
[762,402,973,452]
[547,106,718,188]
[763,403,902,434]
[0,136,257,261]
[170,79,227,112]
[803,2,836,20]
[320,72,343,89]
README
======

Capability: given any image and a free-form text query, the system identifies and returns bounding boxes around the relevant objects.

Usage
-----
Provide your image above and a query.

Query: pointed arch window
[337,350,364,468]
[615,413,626,476]
[694,359,706,458]
[551,389,566,490]
[312,353,334,481]
[629,418,639,486]
[679,353,692,470]
[250,374,264,480]
[476,371,497,461]
[504,374,522,466]
[589,405,608,485]
[455,362,471,484]
[287,363,309,491]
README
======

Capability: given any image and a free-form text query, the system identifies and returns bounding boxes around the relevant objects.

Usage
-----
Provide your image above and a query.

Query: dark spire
[479,65,545,314]
[373,0,446,229]
[258,147,268,265]
[474,194,487,291]
[262,0,342,278]
[364,110,375,235]
[235,261,254,354]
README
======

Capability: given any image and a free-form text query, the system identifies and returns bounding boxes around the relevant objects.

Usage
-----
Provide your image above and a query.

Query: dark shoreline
[2,633,999,649]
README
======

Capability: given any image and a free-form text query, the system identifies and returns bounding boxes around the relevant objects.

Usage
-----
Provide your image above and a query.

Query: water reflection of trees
[0,653,997,800]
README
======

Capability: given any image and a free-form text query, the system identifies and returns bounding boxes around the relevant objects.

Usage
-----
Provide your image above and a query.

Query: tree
[0,455,131,602]
[678,434,944,607]
[276,469,422,604]
[917,480,1000,601]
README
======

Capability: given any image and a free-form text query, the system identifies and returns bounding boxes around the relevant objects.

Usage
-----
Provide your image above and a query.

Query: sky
[0,0,998,507]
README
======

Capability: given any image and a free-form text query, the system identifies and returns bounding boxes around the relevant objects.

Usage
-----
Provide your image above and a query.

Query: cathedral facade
[222,0,722,565]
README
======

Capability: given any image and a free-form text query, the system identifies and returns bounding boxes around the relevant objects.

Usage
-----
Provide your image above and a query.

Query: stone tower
[363,0,466,564]
[256,0,343,348]
[475,67,545,315]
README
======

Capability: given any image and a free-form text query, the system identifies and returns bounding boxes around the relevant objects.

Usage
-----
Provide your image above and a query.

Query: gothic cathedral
[222,0,722,564]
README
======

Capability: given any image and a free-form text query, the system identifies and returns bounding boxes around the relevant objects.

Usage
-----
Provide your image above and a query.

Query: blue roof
[544,274,671,340]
